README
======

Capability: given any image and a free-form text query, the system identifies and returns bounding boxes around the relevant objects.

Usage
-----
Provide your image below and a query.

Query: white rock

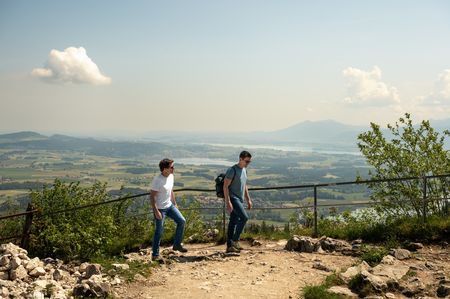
[111,277,121,285]
[33,279,49,288]
[29,267,46,277]
[0,286,9,297]
[25,257,42,272]
[18,253,30,260]
[79,262,90,273]
[380,255,396,265]
[32,290,45,299]
[0,255,10,267]
[328,286,358,298]
[10,256,21,269]
[112,263,129,271]
[10,265,28,280]
[339,261,371,283]
[0,271,9,280]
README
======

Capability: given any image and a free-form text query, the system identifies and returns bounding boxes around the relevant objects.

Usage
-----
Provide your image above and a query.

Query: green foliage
[348,274,373,297]
[29,179,151,260]
[91,256,154,282]
[0,199,24,241]
[303,284,343,299]
[316,208,450,243]
[324,272,345,287]
[360,245,388,266]
[357,113,450,217]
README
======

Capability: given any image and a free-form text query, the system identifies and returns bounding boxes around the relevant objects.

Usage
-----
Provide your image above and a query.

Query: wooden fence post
[20,203,34,250]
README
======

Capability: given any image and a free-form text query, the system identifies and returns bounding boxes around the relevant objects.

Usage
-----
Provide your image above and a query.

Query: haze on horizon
[1,1,450,134]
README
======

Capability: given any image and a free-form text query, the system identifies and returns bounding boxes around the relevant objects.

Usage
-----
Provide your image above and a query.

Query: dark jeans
[152,204,186,257]
[227,197,249,247]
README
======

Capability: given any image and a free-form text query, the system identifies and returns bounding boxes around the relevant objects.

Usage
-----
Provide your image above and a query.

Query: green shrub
[348,273,373,297]
[360,245,388,266]
[29,180,151,260]
[303,284,343,299]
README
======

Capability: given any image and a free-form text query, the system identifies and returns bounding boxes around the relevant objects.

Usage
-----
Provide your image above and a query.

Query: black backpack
[215,166,236,198]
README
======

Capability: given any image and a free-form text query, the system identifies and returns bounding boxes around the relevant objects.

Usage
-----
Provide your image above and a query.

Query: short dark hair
[239,151,252,159]
[159,158,174,172]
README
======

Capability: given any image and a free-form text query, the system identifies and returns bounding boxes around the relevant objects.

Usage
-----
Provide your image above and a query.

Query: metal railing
[0,173,449,247]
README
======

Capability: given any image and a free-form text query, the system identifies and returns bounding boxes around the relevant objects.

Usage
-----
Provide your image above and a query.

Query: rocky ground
[114,239,357,299]
[0,237,449,299]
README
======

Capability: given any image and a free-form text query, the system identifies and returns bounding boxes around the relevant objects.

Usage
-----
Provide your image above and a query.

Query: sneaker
[226,244,240,253]
[232,241,243,250]
[173,244,188,253]
[152,255,163,263]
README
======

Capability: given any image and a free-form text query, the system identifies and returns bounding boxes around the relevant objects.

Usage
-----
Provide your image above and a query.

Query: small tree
[357,113,450,218]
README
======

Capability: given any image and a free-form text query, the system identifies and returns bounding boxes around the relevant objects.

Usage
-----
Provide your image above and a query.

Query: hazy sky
[1,1,450,134]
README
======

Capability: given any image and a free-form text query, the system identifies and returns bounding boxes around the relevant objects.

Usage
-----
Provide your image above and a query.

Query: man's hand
[226,200,233,214]
[154,209,162,220]
[247,199,253,210]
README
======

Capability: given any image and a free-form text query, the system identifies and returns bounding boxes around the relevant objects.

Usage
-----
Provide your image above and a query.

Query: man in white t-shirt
[150,158,187,259]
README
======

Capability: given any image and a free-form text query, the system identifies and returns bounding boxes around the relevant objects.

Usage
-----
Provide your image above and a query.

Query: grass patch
[348,273,374,297]
[324,272,345,287]
[317,214,450,244]
[303,285,343,299]
[302,272,346,299]
[360,245,388,266]
[91,256,156,282]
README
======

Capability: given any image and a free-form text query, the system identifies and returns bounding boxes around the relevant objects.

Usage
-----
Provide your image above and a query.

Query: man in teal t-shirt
[223,151,253,253]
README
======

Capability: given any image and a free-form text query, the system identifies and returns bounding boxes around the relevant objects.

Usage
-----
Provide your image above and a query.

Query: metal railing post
[313,185,318,237]
[20,203,34,250]
[222,199,226,242]
[422,176,427,224]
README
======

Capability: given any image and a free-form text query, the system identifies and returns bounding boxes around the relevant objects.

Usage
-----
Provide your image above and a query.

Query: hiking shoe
[152,256,163,263]
[232,241,243,250]
[226,245,240,253]
[173,244,188,253]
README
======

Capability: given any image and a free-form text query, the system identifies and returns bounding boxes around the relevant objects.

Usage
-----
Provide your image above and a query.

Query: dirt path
[115,240,357,299]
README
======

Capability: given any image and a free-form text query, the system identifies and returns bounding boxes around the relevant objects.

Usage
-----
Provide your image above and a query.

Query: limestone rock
[437,283,450,297]
[389,248,411,260]
[0,271,9,280]
[10,256,21,270]
[327,286,358,298]
[285,236,318,252]
[339,261,370,284]
[112,263,129,271]
[25,257,43,272]
[10,265,28,280]
[312,262,334,272]
[84,264,102,279]
[405,242,424,251]
[29,267,46,277]
[0,255,10,267]
[0,243,27,256]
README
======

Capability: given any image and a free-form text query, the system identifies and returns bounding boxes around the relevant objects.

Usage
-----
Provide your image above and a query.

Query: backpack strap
[230,165,237,184]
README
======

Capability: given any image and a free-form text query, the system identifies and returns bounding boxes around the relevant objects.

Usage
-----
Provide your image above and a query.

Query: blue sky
[1,1,450,134]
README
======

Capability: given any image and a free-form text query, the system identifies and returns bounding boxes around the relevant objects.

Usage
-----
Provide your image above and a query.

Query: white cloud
[342,66,399,106]
[420,69,450,106]
[31,47,111,85]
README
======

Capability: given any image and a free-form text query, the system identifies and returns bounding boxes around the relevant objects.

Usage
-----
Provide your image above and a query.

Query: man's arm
[223,178,233,214]
[244,185,252,209]
[171,190,177,207]
[150,190,162,219]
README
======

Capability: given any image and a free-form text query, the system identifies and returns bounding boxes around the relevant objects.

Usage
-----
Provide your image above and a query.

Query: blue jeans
[227,197,249,247]
[152,205,186,257]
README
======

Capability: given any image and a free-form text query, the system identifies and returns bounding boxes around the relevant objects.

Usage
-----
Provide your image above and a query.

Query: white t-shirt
[150,173,174,209]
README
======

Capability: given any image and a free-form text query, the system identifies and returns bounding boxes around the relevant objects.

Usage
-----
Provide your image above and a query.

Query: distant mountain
[0,131,47,143]
[430,118,450,132]
[0,132,171,158]
[267,120,365,145]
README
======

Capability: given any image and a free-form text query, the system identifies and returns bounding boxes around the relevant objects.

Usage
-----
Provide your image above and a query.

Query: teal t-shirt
[225,164,247,201]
